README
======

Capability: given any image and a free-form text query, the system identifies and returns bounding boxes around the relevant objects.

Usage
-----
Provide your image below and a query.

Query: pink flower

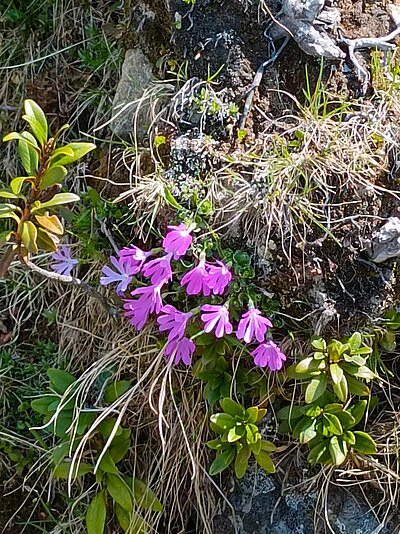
[142,253,173,285]
[181,259,212,296]
[100,256,137,293]
[236,308,272,344]
[51,245,78,276]
[131,284,163,314]
[162,223,192,260]
[200,304,233,338]
[118,245,152,273]
[207,261,232,295]
[123,284,163,330]
[165,337,195,365]
[157,305,193,341]
[123,299,150,330]
[251,340,286,371]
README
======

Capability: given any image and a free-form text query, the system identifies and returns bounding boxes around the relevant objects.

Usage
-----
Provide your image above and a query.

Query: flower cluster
[99,223,286,371]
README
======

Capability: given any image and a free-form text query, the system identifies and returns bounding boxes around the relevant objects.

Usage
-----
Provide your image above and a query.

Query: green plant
[207,398,276,478]
[31,370,163,533]
[0,99,95,275]
[287,333,375,403]
[278,397,377,466]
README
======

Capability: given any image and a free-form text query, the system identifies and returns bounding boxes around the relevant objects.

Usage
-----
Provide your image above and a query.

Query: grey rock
[269,0,345,60]
[214,469,393,534]
[110,48,156,140]
[367,217,400,263]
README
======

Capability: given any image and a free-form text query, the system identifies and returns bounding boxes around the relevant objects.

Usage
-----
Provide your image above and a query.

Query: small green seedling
[207,398,276,478]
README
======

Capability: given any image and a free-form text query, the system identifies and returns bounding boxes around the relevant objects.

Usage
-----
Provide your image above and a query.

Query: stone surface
[110,48,155,140]
[367,217,400,263]
[213,469,393,534]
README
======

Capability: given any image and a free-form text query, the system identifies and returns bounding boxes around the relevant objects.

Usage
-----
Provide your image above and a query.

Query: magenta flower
[123,299,150,330]
[51,245,78,276]
[236,308,272,344]
[131,284,163,314]
[181,259,212,296]
[165,337,195,365]
[162,223,192,260]
[100,256,137,294]
[200,304,233,338]
[157,305,193,341]
[251,340,287,371]
[118,245,152,273]
[207,261,232,295]
[142,253,173,285]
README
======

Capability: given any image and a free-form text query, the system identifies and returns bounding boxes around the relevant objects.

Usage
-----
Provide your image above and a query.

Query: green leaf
[352,431,377,454]
[254,450,275,473]
[210,413,235,432]
[76,412,95,435]
[343,431,356,445]
[322,413,343,436]
[227,426,245,442]
[260,440,276,453]
[276,405,305,421]
[163,187,182,209]
[354,366,376,380]
[348,332,362,351]
[329,436,348,466]
[0,190,21,199]
[106,474,133,511]
[293,417,317,444]
[21,221,38,253]
[332,374,348,403]
[86,491,107,534]
[36,227,59,252]
[304,405,322,417]
[288,357,325,379]
[52,411,73,438]
[307,440,329,464]
[347,400,367,427]
[335,410,356,430]
[234,443,251,479]
[39,166,68,191]
[220,398,245,417]
[10,176,33,195]
[98,418,122,439]
[330,363,343,385]
[34,192,80,211]
[52,441,70,466]
[104,380,132,404]
[305,374,327,404]
[346,375,370,396]
[115,503,130,532]
[133,478,163,512]
[209,447,236,475]
[53,461,92,479]
[23,99,48,145]
[0,231,13,245]
[50,142,96,166]
[311,337,326,351]
[99,449,119,474]
[30,395,59,415]
[110,428,131,463]
[47,368,76,394]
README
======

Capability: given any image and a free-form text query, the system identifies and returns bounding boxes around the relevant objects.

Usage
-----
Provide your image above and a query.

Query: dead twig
[23,260,119,317]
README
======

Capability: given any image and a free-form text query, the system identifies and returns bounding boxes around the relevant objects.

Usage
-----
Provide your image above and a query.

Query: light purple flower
[181,259,212,296]
[165,337,195,365]
[51,245,78,276]
[236,308,272,344]
[157,305,193,341]
[100,256,137,294]
[142,253,173,285]
[206,261,232,295]
[251,340,287,371]
[200,304,233,338]
[162,223,192,260]
[118,245,152,273]
[131,284,163,314]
